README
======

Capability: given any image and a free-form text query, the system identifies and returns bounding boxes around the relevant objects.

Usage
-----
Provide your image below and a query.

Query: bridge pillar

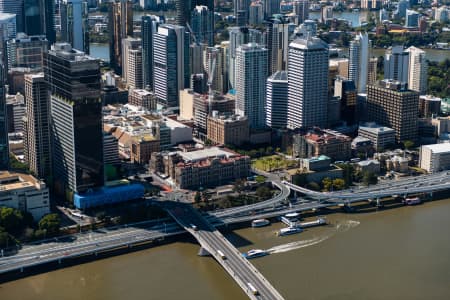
[58,258,61,264]
[429,192,433,199]
[20,267,23,273]
[198,247,211,257]
[376,198,380,207]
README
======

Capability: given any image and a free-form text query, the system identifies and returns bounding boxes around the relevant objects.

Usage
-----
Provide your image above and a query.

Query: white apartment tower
[287,37,329,129]
[235,43,268,129]
[384,45,409,84]
[349,32,370,94]
[407,46,427,94]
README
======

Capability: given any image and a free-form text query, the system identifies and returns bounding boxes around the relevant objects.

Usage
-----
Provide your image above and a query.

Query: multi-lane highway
[165,203,285,300]
[1,170,450,277]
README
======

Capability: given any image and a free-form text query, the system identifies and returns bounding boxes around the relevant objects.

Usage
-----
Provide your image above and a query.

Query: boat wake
[267,235,330,254]
[266,220,361,254]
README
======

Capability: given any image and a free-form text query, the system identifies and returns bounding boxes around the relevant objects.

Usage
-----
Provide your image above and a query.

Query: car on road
[190,224,198,231]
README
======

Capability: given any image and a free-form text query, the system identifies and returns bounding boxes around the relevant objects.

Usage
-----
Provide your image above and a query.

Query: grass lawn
[252,155,297,172]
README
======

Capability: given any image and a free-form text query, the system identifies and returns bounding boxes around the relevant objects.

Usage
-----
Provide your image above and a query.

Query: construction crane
[207,50,217,115]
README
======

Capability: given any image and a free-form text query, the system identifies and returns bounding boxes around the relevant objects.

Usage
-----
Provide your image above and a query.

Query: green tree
[0,207,24,234]
[403,140,415,150]
[255,175,266,184]
[38,214,61,236]
[256,186,272,200]
[0,227,13,248]
[332,178,346,190]
[306,182,321,191]
[322,177,333,191]
[362,172,378,186]
[105,164,119,181]
[194,191,202,203]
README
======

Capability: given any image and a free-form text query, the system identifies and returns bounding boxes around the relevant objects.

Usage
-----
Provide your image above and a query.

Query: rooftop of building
[268,71,288,82]
[359,123,396,134]
[49,43,97,62]
[0,171,45,192]
[0,13,16,21]
[131,89,154,97]
[177,147,241,163]
[420,95,442,101]
[422,143,450,154]
[289,37,328,50]
[303,128,352,143]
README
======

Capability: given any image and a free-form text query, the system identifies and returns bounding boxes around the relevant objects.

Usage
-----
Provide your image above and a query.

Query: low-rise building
[355,160,381,174]
[292,128,352,161]
[128,89,157,111]
[150,147,250,189]
[289,155,344,184]
[0,171,50,220]
[207,113,249,146]
[419,143,450,173]
[419,95,441,118]
[358,122,396,151]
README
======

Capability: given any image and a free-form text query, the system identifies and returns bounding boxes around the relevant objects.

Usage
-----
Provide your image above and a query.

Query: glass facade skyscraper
[44,43,103,196]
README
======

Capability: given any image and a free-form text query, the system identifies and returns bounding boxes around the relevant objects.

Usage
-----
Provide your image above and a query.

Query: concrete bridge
[164,203,285,300]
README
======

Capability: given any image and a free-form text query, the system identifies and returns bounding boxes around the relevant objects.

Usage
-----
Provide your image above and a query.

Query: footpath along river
[1,199,450,300]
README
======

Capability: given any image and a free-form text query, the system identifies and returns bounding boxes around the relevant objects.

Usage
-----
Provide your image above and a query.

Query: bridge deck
[165,203,285,300]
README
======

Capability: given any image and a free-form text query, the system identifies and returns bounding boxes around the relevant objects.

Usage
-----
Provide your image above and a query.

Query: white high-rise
[228,26,262,89]
[406,46,427,94]
[384,45,409,84]
[287,37,328,129]
[349,32,369,94]
[235,43,267,129]
[122,37,142,89]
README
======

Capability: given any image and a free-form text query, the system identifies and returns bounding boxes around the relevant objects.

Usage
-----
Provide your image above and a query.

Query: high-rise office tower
[0,0,24,32]
[175,0,214,27]
[0,13,16,59]
[334,76,357,125]
[24,73,50,178]
[43,0,56,46]
[287,37,329,129]
[6,33,48,71]
[249,2,263,26]
[265,15,290,75]
[122,37,141,89]
[0,59,7,169]
[367,80,419,143]
[293,0,309,25]
[141,15,164,91]
[24,0,41,35]
[406,46,427,94]
[153,24,185,107]
[266,71,288,129]
[108,0,133,74]
[405,9,420,27]
[368,57,378,86]
[203,46,227,94]
[60,0,89,53]
[235,43,267,129]
[44,43,104,195]
[348,32,369,94]
[234,0,251,22]
[264,0,281,19]
[384,45,409,83]
[191,5,214,46]
[228,26,262,89]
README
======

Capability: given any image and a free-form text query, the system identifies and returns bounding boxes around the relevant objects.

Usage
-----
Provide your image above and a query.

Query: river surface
[90,42,450,64]
[1,199,450,300]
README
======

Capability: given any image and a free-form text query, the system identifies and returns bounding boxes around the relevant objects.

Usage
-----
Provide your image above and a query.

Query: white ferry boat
[299,218,327,228]
[403,197,421,205]
[251,219,270,228]
[242,249,268,259]
[277,226,302,236]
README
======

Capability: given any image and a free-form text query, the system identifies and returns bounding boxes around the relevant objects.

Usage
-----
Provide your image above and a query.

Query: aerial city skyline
[0,0,450,299]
